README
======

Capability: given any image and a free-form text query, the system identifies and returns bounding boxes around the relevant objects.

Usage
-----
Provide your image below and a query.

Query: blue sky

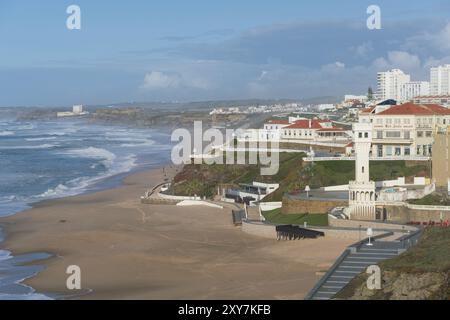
[1,0,450,106]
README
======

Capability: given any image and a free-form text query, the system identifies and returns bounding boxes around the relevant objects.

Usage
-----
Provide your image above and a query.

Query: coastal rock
[346,271,449,300]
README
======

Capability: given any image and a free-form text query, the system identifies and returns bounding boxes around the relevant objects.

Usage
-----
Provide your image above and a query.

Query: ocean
[0,117,173,299]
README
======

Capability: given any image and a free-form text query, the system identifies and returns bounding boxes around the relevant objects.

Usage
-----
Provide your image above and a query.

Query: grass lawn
[262,208,329,226]
[407,193,450,206]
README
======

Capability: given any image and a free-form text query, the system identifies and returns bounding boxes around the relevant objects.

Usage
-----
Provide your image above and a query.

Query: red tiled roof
[284,119,331,129]
[376,102,450,116]
[317,128,346,132]
[266,120,290,125]
[345,142,354,148]
[360,106,375,113]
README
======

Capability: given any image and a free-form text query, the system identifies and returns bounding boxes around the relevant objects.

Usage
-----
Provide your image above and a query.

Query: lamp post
[305,185,311,199]
[367,227,374,246]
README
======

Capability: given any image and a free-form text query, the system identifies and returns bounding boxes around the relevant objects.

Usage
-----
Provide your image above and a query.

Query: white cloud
[140,71,182,89]
[351,42,373,57]
[372,51,421,72]
[140,70,209,91]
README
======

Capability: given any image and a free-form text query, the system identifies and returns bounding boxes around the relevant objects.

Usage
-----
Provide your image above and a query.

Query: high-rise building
[430,65,450,95]
[399,81,430,102]
[376,69,411,101]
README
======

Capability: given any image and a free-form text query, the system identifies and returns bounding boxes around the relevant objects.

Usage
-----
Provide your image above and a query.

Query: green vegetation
[262,208,329,226]
[172,156,429,201]
[380,228,450,273]
[336,227,450,300]
[306,160,429,190]
[408,193,450,206]
[171,152,305,198]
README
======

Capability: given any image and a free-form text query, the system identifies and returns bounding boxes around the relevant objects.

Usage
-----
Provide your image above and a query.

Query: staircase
[305,229,422,300]
[245,206,262,221]
[308,241,400,300]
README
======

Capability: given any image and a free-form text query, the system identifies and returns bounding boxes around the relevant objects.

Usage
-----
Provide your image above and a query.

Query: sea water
[0,117,173,299]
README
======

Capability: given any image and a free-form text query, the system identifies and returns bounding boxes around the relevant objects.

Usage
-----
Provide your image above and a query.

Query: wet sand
[0,167,354,299]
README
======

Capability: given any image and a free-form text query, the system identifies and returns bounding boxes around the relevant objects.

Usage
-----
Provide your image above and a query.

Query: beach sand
[0,166,354,299]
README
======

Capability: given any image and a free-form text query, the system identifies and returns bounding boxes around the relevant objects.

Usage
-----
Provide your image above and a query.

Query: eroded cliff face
[343,271,449,300]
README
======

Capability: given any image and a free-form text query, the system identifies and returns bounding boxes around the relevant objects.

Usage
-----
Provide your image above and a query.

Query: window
[417,146,421,155]
[377,131,383,139]
[395,147,401,156]
[417,131,423,138]
[386,119,392,125]
[394,119,401,125]
[426,131,432,137]
[359,132,362,138]
[376,119,383,125]
[386,131,401,138]
[386,146,393,156]
[377,145,383,157]
[405,147,410,156]
[362,166,365,174]
[364,132,369,138]
[405,131,410,139]
[404,119,410,125]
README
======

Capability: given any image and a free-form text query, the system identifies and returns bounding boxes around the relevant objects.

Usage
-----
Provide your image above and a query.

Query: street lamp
[305,185,311,198]
[366,228,374,246]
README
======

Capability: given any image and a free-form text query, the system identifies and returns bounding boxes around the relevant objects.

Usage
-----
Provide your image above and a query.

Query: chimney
[309,119,312,128]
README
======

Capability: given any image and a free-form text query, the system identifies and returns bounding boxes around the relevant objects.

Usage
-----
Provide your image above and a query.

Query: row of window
[376,144,432,157]
[374,130,433,139]
[374,117,449,126]
[283,130,313,137]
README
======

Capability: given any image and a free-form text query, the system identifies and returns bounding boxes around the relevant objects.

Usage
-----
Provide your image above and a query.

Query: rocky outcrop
[342,270,449,300]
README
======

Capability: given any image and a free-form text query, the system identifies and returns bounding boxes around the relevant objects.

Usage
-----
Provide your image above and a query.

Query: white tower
[348,123,376,220]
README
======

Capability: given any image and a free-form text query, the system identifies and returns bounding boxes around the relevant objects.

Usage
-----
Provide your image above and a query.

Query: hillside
[336,227,450,300]
[171,156,429,201]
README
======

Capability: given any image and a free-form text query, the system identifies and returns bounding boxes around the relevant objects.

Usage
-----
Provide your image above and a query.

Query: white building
[316,104,335,111]
[359,102,450,157]
[377,69,411,101]
[281,119,349,142]
[344,95,368,102]
[348,123,376,220]
[399,81,430,102]
[260,120,290,140]
[430,64,450,95]
[57,105,88,117]
[413,95,450,108]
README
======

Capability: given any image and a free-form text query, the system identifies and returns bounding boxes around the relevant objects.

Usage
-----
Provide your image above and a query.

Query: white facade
[348,123,376,220]
[344,95,368,102]
[359,103,450,158]
[377,69,411,101]
[316,104,335,111]
[399,81,430,102]
[430,64,450,95]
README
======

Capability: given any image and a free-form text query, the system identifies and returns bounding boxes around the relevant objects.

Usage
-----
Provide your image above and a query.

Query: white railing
[376,201,450,211]
[304,155,431,162]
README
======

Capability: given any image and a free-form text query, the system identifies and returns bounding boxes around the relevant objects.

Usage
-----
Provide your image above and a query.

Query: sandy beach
[0,166,354,299]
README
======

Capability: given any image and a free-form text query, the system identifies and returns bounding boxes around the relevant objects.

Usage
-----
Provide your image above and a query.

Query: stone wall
[241,221,277,239]
[281,197,348,214]
[386,205,450,223]
[329,218,417,231]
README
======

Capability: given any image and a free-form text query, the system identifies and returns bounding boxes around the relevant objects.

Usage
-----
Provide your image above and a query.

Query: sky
[1,0,450,106]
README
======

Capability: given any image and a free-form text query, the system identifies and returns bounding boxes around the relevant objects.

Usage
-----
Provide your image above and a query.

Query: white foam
[0,144,59,150]
[60,147,117,168]
[25,137,57,142]
[0,131,14,136]
[32,153,137,201]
